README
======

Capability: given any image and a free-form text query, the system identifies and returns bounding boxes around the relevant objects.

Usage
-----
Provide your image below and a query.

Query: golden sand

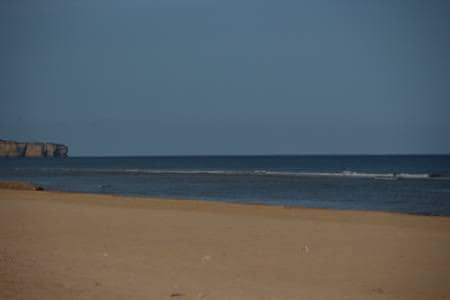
[1,188,450,299]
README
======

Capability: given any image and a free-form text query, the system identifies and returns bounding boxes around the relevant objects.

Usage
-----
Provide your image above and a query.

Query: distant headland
[0,139,68,158]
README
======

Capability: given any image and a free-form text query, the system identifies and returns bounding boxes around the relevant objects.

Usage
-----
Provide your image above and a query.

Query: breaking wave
[12,167,447,179]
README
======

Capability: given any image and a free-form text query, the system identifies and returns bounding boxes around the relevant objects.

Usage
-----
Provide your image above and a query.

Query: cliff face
[0,140,68,158]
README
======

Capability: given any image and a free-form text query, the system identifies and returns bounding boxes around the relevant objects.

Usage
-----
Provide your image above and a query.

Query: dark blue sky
[1,0,449,156]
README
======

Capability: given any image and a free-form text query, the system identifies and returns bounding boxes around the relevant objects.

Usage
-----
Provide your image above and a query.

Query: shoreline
[2,180,449,218]
[24,188,450,219]
[1,188,450,299]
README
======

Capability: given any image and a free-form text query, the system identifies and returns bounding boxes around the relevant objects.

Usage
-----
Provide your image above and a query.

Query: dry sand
[1,188,450,300]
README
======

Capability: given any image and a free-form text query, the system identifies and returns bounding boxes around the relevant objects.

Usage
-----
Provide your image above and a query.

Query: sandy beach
[1,188,450,300]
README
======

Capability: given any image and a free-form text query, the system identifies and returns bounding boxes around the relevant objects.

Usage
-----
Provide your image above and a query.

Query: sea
[1,155,450,216]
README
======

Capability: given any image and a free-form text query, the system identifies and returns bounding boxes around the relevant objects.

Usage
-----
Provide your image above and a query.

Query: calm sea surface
[1,155,450,216]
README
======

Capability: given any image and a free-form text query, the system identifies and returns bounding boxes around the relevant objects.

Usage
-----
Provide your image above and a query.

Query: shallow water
[1,155,450,215]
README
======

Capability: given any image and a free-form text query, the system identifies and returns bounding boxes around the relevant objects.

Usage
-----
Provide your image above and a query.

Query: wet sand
[1,188,450,300]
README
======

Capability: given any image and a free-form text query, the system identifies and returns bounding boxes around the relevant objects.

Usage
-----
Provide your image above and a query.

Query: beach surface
[1,188,450,300]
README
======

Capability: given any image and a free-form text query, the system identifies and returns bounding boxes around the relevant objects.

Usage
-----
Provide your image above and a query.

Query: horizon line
[67,153,450,158]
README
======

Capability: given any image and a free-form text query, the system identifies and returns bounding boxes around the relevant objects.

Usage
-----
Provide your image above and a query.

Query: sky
[1,0,449,156]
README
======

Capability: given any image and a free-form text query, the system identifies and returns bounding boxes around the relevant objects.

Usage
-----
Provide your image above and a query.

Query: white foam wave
[97,168,436,179]
[14,167,441,179]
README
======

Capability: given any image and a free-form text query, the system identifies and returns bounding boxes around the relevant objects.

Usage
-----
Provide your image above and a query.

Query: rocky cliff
[0,140,68,158]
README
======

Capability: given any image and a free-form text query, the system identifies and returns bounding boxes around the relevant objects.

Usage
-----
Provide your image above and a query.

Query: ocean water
[1,155,450,216]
